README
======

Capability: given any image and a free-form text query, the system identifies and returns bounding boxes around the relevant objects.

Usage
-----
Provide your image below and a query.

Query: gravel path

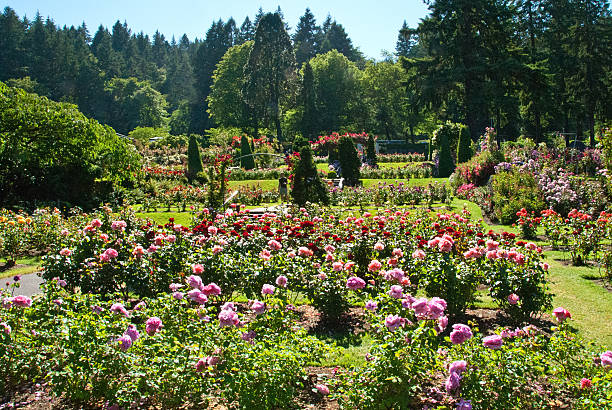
[1,272,44,297]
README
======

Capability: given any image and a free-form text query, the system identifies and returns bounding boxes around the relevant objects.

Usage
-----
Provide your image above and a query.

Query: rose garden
[1,2,612,409]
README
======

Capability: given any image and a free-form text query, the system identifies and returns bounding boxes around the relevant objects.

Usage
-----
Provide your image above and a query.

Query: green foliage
[240,135,255,170]
[207,41,253,130]
[366,134,377,167]
[186,135,203,181]
[456,123,472,163]
[128,126,169,142]
[0,82,141,208]
[243,13,295,142]
[291,145,329,206]
[309,50,362,133]
[491,169,546,224]
[337,136,361,186]
[436,124,455,178]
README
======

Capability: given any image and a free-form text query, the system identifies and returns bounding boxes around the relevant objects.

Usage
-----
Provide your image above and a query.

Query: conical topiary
[240,135,255,170]
[291,145,329,206]
[187,135,203,181]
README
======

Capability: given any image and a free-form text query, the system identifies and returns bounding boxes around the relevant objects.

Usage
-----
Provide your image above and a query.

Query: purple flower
[250,300,266,315]
[242,330,256,342]
[275,275,288,287]
[133,301,146,311]
[445,371,461,392]
[450,324,472,345]
[412,297,429,317]
[456,399,472,409]
[482,334,503,350]
[219,309,239,327]
[365,300,378,312]
[173,291,184,300]
[110,303,129,317]
[449,360,467,375]
[0,322,11,335]
[261,284,275,295]
[169,283,183,292]
[346,276,366,290]
[117,334,133,351]
[187,275,203,290]
[145,317,163,335]
[124,324,140,342]
[385,315,405,331]
[388,285,403,299]
[600,350,612,367]
[187,289,208,305]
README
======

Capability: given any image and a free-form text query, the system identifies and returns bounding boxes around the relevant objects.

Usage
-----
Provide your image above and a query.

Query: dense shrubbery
[490,169,546,225]
[0,82,141,209]
[2,204,612,408]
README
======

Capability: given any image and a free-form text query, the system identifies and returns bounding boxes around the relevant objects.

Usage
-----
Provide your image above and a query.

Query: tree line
[0,2,610,145]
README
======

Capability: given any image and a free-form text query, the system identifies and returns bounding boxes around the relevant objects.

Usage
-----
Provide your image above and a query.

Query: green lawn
[545,251,612,349]
[361,177,447,188]
[228,179,277,190]
[0,255,42,279]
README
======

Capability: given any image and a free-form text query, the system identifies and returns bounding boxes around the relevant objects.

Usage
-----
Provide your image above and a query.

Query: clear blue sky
[3,0,430,60]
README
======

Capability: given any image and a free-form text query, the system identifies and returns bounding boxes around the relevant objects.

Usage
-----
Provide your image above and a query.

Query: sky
[3,0,431,60]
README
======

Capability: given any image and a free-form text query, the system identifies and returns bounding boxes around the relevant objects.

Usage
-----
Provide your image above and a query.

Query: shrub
[337,136,361,186]
[291,145,329,205]
[456,124,472,163]
[366,134,377,167]
[186,135,204,181]
[0,82,141,208]
[240,135,255,170]
[491,169,546,224]
[437,126,455,178]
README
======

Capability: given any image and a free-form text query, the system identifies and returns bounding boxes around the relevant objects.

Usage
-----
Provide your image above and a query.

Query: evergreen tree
[293,8,320,65]
[0,7,27,81]
[366,134,377,167]
[187,134,203,180]
[395,21,412,58]
[337,136,361,186]
[456,124,472,163]
[243,12,295,142]
[237,16,254,44]
[240,135,255,170]
[320,20,363,64]
[291,145,329,205]
[299,61,317,140]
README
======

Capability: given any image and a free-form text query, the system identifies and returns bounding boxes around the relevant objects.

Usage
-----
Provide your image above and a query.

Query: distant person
[278,176,288,202]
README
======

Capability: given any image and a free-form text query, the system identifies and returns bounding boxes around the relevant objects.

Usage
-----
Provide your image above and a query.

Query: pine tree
[237,16,254,44]
[243,12,295,142]
[187,134,203,180]
[338,136,361,186]
[395,21,412,58]
[366,134,377,167]
[293,8,319,65]
[291,145,329,205]
[456,124,472,164]
[240,135,255,170]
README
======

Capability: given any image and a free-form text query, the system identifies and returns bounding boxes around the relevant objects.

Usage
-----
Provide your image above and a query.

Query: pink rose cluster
[218,302,240,328]
[552,307,571,323]
[445,359,467,393]
[185,275,221,305]
[145,317,163,336]
[410,297,447,320]
[346,276,366,290]
[450,324,473,345]
[99,248,118,262]
[428,234,454,253]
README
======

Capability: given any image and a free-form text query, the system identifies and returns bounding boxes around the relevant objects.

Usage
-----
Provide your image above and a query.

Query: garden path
[1,272,44,296]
